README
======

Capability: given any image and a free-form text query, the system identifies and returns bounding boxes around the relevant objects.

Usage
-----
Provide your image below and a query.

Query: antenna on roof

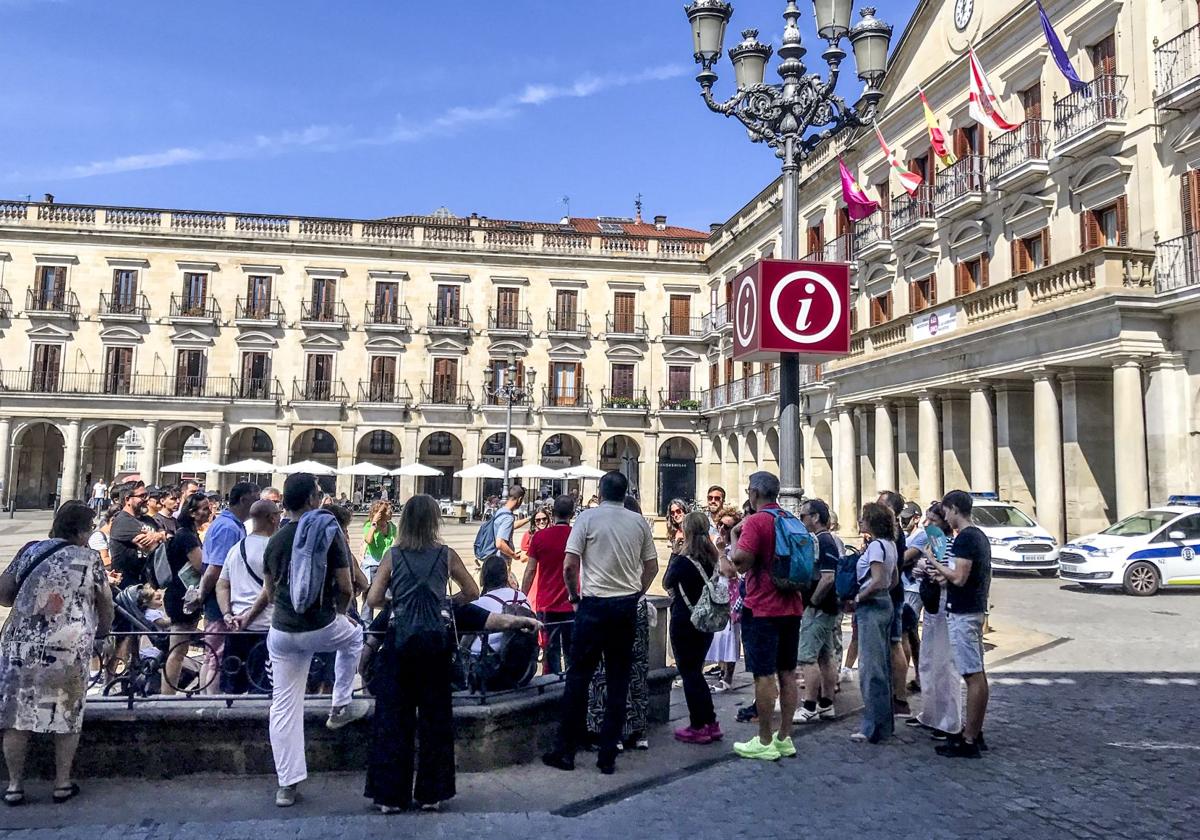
[561,195,570,217]
[634,193,643,224]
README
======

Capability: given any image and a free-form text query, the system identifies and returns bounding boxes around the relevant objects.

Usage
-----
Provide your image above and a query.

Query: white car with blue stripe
[1057,496,1200,596]
[969,493,1059,576]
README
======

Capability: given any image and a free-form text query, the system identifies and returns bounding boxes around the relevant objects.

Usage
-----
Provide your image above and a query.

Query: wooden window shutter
[1115,196,1128,247]
[710,362,719,387]
[909,280,917,313]
[1011,238,1023,276]
[1183,173,1196,235]
[1080,210,1100,252]
[1041,227,1051,265]
[953,127,969,159]
[955,263,967,297]
[980,254,990,288]
[928,274,937,306]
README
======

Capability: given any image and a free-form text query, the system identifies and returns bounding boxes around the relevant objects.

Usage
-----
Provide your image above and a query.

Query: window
[35,266,66,309]
[709,362,719,389]
[952,124,982,158]
[550,362,583,405]
[1182,169,1200,236]
[311,277,337,320]
[310,430,336,454]
[1090,34,1120,119]
[554,289,578,331]
[610,363,635,399]
[806,222,823,258]
[368,430,395,455]
[240,351,271,398]
[176,349,206,397]
[668,294,691,335]
[668,365,692,401]
[613,291,636,333]
[182,272,208,315]
[435,284,461,325]
[432,357,458,403]
[1090,33,1116,77]
[369,356,397,401]
[494,287,520,329]
[1012,229,1051,276]
[1019,83,1042,122]
[1080,198,1127,250]
[1156,513,1200,541]
[305,353,334,400]
[909,275,936,313]
[850,307,859,333]
[869,291,893,326]
[246,275,273,318]
[111,270,138,312]
[486,359,524,403]
[724,358,734,396]
[104,346,133,394]
[32,343,61,391]
[954,255,989,296]
[374,282,399,322]
[426,431,452,456]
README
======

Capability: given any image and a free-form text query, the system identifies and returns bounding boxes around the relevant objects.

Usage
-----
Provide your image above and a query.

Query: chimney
[654,214,667,231]
[709,222,722,234]
[43,193,54,204]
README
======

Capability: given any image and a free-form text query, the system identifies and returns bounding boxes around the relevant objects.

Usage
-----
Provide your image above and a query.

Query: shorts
[740,611,801,677]
[948,612,986,676]
[796,609,838,666]
[889,600,904,644]
[902,604,919,635]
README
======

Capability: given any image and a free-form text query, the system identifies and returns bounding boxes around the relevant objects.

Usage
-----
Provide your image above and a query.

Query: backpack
[676,557,731,633]
[835,547,862,601]
[388,547,453,651]
[472,509,513,561]
[151,540,173,589]
[458,591,538,691]
[762,509,817,592]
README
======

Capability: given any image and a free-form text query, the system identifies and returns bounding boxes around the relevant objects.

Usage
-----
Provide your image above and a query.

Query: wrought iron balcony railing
[169,294,220,320]
[235,297,285,322]
[990,120,1050,181]
[299,299,349,326]
[364,301,413,328]
[357,379,414,404]
[26,288,80,317]
[1054,75,1128,143]
[99,291,149,318]
[547,309,590,333]
[601,388,650,410]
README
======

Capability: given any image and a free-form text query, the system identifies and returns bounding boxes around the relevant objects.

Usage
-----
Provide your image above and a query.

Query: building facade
[0,203,710,513]
[698,0,1200,541]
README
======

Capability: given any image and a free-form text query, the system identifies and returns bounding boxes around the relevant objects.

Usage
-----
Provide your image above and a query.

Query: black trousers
[539,610,575,675]
[669,615,715,729]
[553,594,639,766]
[364,634,455,808]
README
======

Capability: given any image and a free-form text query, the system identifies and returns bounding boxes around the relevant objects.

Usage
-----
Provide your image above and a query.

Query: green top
[362,520,397,565]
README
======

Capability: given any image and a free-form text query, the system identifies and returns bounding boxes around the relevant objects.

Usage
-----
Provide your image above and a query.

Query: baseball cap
[900,502,921,522]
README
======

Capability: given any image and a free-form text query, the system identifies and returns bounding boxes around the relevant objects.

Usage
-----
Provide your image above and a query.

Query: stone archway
[12,422,64,509]
[419,431,464,499]
[354,429,403,503]
[159,425,208,481]
[658,436,698,515]
[809,419,834,504]
[600,435,641,496]
[81,421,139,489]
[292,428,339,493]
[481,432,523,501]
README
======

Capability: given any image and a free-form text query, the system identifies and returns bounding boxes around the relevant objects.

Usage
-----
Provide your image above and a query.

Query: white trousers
[917,592,964,735]
[267,615,363,787]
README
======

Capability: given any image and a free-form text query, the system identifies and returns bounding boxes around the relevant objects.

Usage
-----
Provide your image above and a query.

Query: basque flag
[873,122,923,197]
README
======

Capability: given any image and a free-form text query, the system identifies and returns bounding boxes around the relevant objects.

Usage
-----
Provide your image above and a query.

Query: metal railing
[420,382,473,406]
[364,301,413,328]
[891,184,935,235]
[546,309,590,333]
[427,304,472,329]
[292,378,348,402]
[169,294,220,320]
[99,291,149,317]
[990,120,1050,181]
[935,154,987,208]
[235,297,285,322]
[706,302,731,333]
[853,213,889,251]
[357,379,414,404]
[601,387,650,410]
[1054,75,1128,143]
[543,385,591,408]
[821,231,855,262]
[605,312,649,337]
[659,390,702,411]
[1156,24,1200,96]
[0,287,10,319]
[482,388,530,406]
[299,299,349,326]
[0,370,241,399]
[1155,230,1200,293]
[487,307,533,332]
[25,287,80,316]
[233,376,282,400]
[662,314,707,337]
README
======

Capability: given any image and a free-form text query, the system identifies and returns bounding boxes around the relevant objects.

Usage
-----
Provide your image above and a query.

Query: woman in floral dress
[1,501,112,806]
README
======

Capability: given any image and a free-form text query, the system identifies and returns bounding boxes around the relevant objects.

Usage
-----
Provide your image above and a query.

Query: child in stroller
[104,584,204,696]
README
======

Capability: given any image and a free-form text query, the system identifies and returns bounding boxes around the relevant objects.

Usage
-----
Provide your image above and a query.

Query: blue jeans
[855,594,895,743]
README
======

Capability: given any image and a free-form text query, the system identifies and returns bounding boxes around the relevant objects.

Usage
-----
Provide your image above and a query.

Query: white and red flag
[968,48,1020,133]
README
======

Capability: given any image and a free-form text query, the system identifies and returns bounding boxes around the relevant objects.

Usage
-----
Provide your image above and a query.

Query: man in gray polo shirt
[543,471,658,775]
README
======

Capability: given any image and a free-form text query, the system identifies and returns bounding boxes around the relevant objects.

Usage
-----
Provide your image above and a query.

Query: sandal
[3,789,25,807]
[53,783,80,804]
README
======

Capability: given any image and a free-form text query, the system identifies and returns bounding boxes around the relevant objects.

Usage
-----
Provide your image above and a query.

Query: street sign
[732,259,852,362]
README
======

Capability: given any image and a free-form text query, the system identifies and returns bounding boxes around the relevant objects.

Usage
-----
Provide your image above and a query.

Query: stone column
[206,421,225,494]
[336,426,356,498]
[61,419,82,504]
[400,426,420,500]
[969,383,997,494]
[799,416,813,494]
[1144,353,1189,506]
[1032,371,1065,544]
[140,419,160,488]
[463,427,483,511]
[836,406,859,531]
[0,417,11,508]
[874,401,896,494]
[855,407,872,504]
[917,391,942,505]
[895,401,918,500]
[1112,359,1149,518]
[641,432,659,514]
[272,424,292,491]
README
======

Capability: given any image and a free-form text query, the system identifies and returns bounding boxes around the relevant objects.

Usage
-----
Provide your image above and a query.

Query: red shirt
[528,524,574,613]
[736,504,804,618]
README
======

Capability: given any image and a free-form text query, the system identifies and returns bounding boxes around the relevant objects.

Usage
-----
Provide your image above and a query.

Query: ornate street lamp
[483,354,537,496]
[684,0,893,512]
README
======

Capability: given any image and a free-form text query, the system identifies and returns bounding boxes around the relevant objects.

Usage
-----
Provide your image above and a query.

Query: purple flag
[1036,0,1088,94]
[839,159,880,222]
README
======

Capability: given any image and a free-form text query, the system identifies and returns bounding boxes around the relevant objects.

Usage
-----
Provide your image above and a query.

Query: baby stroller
[106,585,203,696]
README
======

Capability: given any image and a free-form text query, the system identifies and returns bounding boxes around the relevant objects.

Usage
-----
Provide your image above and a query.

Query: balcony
[419,382,474,407]
[1156,25,1200,111]
[659,390,702,413]
[99,291,149,321]
[600,388,650,413]
[291,378,349,403]
[542,386,591,411]
[234,296,285,325]
[1155,230,1200,293]
[487,307,533,336]
[853,214,891,263]
[357,380,414,406]
[169,294,219,324]
[299,299,349,329]
[990,121,1051,193]
[661,315,708,342]
[25,288,80,319]
[482,389,531,408]
[426,304,472,334]
[233,376,282,401]
[363,302,413,332]
[604,313,649,339]
[546,309,590,337]
[170,374,238,399]
[1053,75,1128,158]
[704,303,732,336]
[821,232,856,265]
[0,287,10,319]
[935,154,987,220]
[0,370,239,399]
[890,185,937,244]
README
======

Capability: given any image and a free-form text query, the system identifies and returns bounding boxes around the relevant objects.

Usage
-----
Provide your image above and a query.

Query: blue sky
[0,0,918,230]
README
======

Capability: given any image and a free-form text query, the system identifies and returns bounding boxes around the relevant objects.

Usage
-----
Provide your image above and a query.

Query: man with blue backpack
[473,485,525,568]
[729,471,816,761]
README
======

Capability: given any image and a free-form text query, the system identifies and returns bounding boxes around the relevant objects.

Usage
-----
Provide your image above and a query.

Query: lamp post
[685,0,892,512]
[483,355,537,497]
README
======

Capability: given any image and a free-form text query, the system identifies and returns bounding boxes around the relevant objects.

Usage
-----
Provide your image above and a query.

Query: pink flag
[839,159,880,222]
[968,48,1020,133]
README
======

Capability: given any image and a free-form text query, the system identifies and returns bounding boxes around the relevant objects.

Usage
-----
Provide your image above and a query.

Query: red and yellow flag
[919,87,956,167]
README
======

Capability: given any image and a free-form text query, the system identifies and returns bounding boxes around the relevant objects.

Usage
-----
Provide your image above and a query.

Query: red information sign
[731,259,852,362]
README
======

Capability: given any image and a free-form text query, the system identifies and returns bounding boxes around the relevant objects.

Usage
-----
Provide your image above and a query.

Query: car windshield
[972,505,1036,528]
[1100,510,1178,537]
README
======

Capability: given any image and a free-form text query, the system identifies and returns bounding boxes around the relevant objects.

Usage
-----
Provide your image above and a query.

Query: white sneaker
[275,785,297,807]
[793,706,823,724]
[839,667,853,683]
[711,679,732,693]
[326,702,368,730]
[819,703,837,720]
[850,732,869,743]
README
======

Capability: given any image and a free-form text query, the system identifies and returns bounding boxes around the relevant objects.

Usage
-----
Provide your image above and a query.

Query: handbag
[12,539,69,596]
[920,577,941,615]
[677,557,731,633]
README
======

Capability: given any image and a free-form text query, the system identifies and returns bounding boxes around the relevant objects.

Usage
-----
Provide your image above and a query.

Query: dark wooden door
[496,287,519,329]
[668,295,690,335]
[176,349,206,396]
[183,273,208,315]
[668,365,691,401]
[247,275,273,318]
[555,290,578,331]
[613,292,635,333]
[241,351,270,398]
[32,343,61,391]
[611,363,634,399]
[37,266,66,309]
[374,282,399,322]
[104,346,133,394]
[111,270,138,312]
[432,357,457,403]
[311,278,336,320]
[370,356,396,401]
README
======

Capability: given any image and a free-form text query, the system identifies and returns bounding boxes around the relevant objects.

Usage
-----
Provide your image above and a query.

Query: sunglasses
[707,495,724,501]
[534,517,549,523]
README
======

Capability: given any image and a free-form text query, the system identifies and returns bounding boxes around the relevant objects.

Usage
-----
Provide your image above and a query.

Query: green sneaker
[773,734,797,758]
[733,736,781,761]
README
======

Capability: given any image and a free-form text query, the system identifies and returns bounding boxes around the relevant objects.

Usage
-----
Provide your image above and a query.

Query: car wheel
[1122,562,1160,597]
[1038,568,1059,578]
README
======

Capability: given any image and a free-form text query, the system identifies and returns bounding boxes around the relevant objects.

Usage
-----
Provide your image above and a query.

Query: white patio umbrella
[510,464,565,480]
[219,458,277,474]
[336,462,390,477]
[557,465,607,480]
[392,463,444,477]
[280,459,337,476]
[454,463,505,479]
[160,459,221,473]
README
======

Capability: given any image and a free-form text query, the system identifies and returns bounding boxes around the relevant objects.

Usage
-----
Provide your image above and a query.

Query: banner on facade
[732,259,852,363]
[912,305,958,342]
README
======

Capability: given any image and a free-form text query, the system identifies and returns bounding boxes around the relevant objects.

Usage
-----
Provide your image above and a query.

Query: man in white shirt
[470,556,531,656]
[91,479,109,512]
[218,499,281,693]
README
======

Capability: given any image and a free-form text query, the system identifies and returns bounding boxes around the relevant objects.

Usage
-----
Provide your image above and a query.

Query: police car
[1058,496,1200,596]
[969,492,1060,576]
